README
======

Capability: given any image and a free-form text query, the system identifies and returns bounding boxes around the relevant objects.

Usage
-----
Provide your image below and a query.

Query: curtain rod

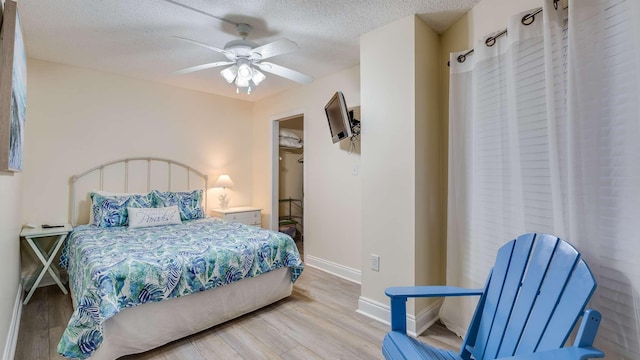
[447,3,552,67]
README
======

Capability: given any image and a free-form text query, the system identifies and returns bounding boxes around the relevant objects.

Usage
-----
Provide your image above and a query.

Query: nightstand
[20,224,72,304]
[210,207,262,227]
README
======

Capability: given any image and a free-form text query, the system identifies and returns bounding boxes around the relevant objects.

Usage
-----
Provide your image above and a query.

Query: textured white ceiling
[18,0,480,101]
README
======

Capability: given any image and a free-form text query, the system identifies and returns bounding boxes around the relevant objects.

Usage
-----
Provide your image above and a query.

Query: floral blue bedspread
[57,218,303,359]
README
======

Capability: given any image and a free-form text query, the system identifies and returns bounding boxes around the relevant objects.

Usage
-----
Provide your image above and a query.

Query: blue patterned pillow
[90,193,154,227]
[151,190,205,221]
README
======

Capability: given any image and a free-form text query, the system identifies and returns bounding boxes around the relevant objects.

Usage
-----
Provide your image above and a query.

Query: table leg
[23,257,49,305]
[45,234,69,294]
[23,234,69,305]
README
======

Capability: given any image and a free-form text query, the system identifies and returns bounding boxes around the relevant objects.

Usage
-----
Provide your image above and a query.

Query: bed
[58,158,304,359]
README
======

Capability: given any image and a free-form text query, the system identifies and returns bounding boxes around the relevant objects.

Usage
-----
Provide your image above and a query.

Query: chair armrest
[574,309,601,348]
[386,286,484,333]
[385,286,484,299]
[495,347,604,360]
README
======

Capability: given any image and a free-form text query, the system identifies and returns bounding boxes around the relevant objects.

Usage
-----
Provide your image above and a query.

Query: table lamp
[214,174,234,209]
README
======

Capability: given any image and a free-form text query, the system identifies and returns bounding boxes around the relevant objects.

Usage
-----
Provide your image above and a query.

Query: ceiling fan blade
[173,61,235,75]
[172,36,236,60]
[250,39,299,61]
[256,62,313,84]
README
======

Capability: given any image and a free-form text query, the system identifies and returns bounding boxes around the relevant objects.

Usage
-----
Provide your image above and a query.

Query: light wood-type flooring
[16,242,461,359]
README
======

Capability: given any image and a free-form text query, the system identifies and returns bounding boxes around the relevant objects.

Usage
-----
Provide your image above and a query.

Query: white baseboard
[356,296,390,325]
[357,296,443,337]
[3,283,22,360]
[304,255,361,284]
[414,299,443,336]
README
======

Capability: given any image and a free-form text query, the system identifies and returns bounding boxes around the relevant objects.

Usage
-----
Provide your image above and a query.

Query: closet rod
[447,4,549,67]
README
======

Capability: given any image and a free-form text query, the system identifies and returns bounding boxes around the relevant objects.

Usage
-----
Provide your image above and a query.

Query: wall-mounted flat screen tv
[324,91,352,143]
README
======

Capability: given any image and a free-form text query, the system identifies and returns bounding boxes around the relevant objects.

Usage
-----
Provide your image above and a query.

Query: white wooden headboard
[70,157,208,226]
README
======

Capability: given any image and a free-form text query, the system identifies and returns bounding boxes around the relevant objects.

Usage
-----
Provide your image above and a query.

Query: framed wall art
[0,0,26,172]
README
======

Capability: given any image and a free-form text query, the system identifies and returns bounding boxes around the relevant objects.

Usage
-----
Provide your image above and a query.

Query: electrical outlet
[371,254,380,272]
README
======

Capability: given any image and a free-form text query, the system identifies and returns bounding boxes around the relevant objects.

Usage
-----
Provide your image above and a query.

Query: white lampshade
[252,69,266,85]
[237,63,252,81]
[220,65,238,83]
[214,174,234,188]
[236,76,250,88]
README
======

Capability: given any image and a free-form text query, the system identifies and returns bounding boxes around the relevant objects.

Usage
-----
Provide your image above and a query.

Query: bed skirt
[75,267,293,359]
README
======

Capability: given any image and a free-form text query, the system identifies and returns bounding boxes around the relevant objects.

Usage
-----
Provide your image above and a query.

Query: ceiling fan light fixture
[252,69,266,86]
[235,76,250,88]
[220,65,238,83]
[237,63,253,81]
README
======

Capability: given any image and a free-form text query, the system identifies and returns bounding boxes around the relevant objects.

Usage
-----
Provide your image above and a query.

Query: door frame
[270,110,305,231]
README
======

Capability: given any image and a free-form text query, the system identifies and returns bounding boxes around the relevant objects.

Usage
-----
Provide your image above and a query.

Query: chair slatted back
[464,233,597,359]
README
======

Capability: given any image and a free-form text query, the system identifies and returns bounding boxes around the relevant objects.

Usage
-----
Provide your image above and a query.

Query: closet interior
[278,116,304,242]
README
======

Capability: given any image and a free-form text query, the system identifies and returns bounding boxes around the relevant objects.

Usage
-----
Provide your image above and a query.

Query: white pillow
[128,206,182,228]
[279,136,303,148]
[279,128,302,141]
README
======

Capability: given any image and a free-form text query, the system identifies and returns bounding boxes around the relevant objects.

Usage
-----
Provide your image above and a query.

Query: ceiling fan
[165,0,313,94]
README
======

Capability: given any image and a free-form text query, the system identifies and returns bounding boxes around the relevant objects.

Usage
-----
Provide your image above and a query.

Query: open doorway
[274,115,304,253]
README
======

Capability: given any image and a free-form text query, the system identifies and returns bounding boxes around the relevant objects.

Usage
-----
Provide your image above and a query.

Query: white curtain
[442,0,640,358]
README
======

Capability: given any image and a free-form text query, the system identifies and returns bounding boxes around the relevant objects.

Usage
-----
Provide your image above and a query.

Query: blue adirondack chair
[382,233,604,360]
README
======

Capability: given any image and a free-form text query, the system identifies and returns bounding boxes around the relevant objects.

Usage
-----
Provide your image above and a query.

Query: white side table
[210,206,262,227]
[20,224,72,304]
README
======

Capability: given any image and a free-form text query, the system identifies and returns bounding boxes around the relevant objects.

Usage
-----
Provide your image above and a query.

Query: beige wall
[252,66,361,274]
[361,16,416,306]
[414,15,445,312]
[21,59,254,276]
[0,174,22,357]
[468,0,541,38]
[360,15,443,325]
[24,59,254,223]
